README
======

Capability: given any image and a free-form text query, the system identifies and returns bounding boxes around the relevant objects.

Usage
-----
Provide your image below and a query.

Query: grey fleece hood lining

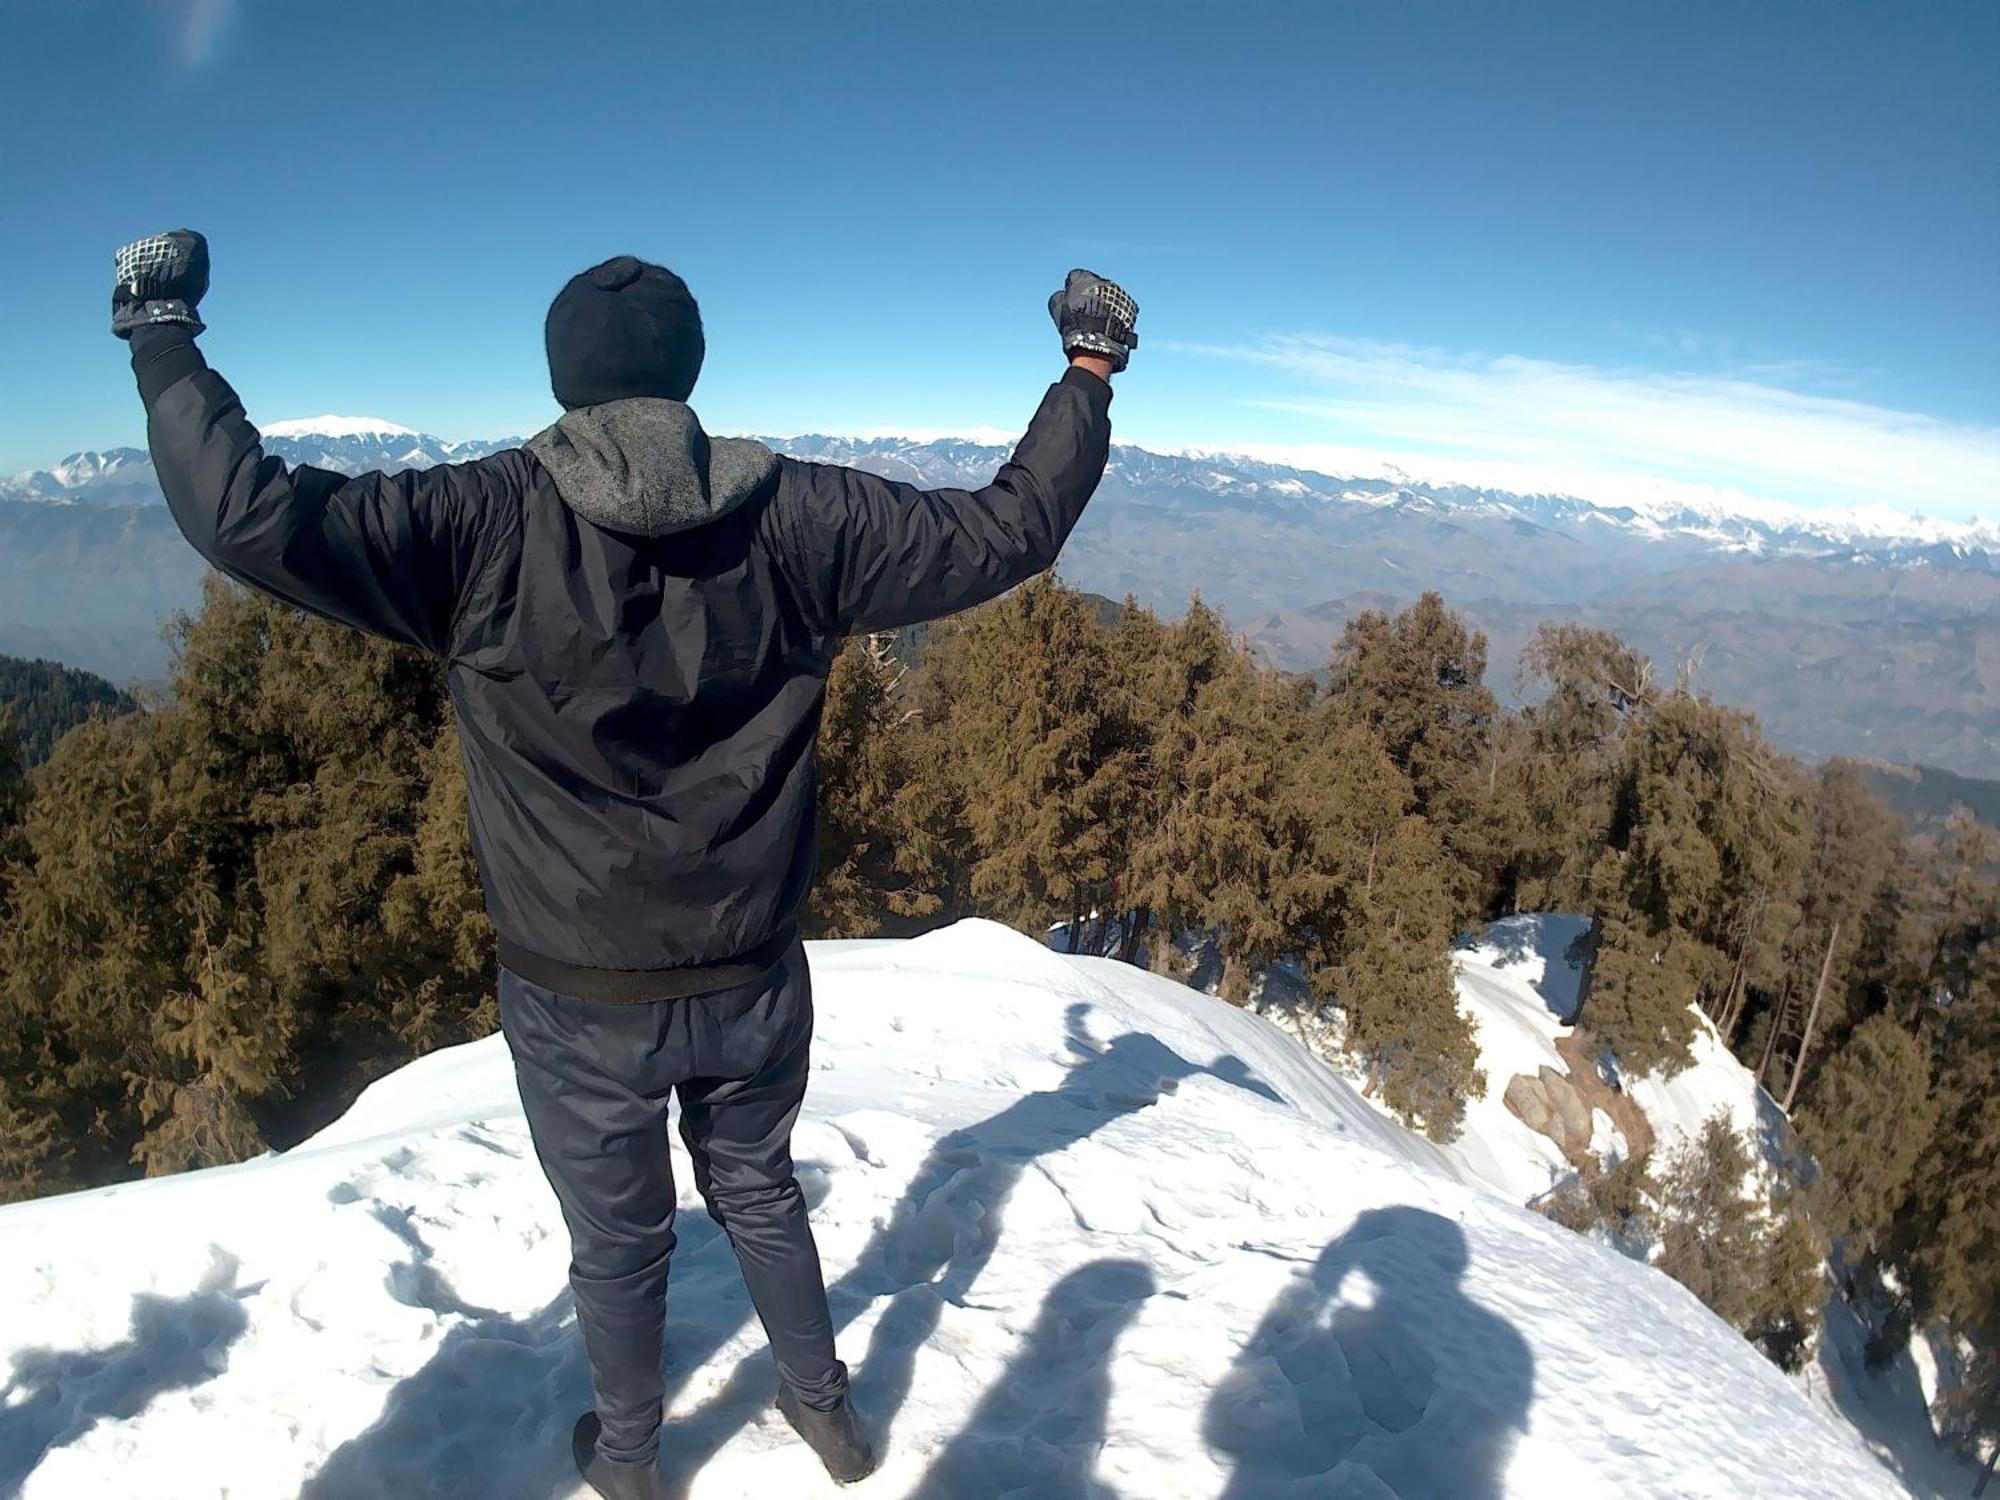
[527,398,778,539]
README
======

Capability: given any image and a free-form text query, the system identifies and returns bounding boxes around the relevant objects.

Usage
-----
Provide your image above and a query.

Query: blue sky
[3,0,1995,517]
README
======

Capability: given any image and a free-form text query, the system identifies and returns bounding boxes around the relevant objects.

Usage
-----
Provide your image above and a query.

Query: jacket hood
[526,398,777,538]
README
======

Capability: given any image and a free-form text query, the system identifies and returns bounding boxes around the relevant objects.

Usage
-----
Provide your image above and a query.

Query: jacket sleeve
[127,325,506,657]
[778,365,1112,637]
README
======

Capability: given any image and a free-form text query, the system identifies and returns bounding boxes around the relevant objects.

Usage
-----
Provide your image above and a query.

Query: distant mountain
[764,432,2000,573]
[0,653,140,764]
[1846,759,2000,831]
[1,447,163,508]
[254,416,519,476]
[1,418,517,506]
[5,419,1996,774]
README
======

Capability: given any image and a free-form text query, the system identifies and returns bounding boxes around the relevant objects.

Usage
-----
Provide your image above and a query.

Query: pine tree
[0,654,139,764]
[0,576,475,1182]
[0,710,199,1179]
[1336,813,1485,1141]
[1655,1112,1826,1370]
[1145,644,1296,996]
[1794,1013,1938,1252]
[1506,624,1654,912]
[0,706,24,911]
[896,577,1136,941]
[132,912,288,1175]
[0,1079,62,1205]
[0,704,61,1201]
[1893,929,1999,1454]
[1745,762,1900,1084]
[1581,690,1807,1079]
[379,717,497,1048]
[1656,1118,1760,1325]
[807,634,919,938]
[1322,593,1496,919]
[1118,597,1242,974]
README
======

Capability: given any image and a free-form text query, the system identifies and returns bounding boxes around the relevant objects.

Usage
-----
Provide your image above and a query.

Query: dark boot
[571,1412,674,1500]
[775,1386,877,1484]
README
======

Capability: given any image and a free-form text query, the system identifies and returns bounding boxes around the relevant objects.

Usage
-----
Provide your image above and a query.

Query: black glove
[111,230,210,339]
[1049,268,1138,373]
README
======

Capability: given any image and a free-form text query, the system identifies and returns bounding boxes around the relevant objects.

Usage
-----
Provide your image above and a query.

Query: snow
[1443,914,1782,1195]
[0,919,1920,1498]
[1626,1009,1788,1160]
[1162,438,2000,552]
[1442,917,1978,1495]
[1809,1292,1983,1499]
[1437,919,1589,1204]
[260,415,418,440]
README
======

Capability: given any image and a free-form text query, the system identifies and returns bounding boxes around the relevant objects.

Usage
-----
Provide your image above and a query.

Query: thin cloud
[172,0,236,70]
[1175,334,2000,521]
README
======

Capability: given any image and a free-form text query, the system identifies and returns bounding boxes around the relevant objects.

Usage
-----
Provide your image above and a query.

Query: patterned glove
[111,230,210,339]
[1048,268,1138,373]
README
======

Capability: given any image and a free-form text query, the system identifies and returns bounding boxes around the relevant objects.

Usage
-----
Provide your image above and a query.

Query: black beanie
[545,255,705,410]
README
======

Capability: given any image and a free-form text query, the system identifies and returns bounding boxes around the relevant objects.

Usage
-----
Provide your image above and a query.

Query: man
[113,230,1134,1497]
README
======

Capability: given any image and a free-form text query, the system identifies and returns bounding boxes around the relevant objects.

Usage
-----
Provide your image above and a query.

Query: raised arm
[114,231,511,656]
[779,269,1136,637]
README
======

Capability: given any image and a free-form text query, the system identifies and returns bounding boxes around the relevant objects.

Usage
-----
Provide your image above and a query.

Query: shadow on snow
[651,999,1277,1487]
[909,1257,1155,1499]
[0,1252,256,1499]
[1206,1207,1533,1500]
[300,1205,589,1500]
[294,1015,1537,1499]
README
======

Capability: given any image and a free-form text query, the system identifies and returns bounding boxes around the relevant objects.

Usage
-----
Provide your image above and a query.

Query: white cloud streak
[1175,335,2000,521]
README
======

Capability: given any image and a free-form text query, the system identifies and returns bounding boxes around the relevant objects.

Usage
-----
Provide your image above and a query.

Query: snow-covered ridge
[8,420,1996,562]
[0,920,1920,1498]
[770,430,1999,559]
[260,415,418,440]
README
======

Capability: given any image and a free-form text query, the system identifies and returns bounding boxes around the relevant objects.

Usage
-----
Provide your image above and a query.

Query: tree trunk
[1756,986,1792,1088]
[1711,896,1761,1025]
[1220,954,1246,1007]
[1782,921,1840,1113]
[1119,905,1150,966]
[1718,963,1749,1045]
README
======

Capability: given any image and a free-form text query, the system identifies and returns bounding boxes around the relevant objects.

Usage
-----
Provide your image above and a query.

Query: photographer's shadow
[1205,1207,1532,1500]
[0,1263,254,1499]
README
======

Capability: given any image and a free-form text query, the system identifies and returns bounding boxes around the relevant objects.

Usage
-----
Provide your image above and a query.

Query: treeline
[0,581,492,1191]
[0,574,1992,1452]
[0,653,138,764]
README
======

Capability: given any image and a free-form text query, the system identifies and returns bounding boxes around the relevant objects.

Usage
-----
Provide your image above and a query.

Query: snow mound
[0,919,1912,1498]
[1625,1006,1791,1161]
[1445,914,1794,1199]
[1441,916,1595,1203]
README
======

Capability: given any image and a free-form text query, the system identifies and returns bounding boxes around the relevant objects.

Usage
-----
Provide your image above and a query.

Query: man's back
[129,321,1112,997]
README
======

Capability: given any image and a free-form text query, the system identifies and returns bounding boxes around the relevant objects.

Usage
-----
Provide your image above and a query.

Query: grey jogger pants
[498,939,848,1464]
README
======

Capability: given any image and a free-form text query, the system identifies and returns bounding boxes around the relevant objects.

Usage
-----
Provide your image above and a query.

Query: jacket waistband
[497,923,799,1004]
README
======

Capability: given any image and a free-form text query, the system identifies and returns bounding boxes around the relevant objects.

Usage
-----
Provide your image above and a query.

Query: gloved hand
[1048,268,1138,373]
[111,230,210,339]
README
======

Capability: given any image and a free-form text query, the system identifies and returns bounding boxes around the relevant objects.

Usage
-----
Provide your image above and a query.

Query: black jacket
[128,327,1112,1000]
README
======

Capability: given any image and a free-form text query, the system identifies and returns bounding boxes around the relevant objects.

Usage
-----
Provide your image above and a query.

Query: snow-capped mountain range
[0,418,513,509]
[4,417,1997,776]
[7,416,1995,564]
[768,430,2000,563]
